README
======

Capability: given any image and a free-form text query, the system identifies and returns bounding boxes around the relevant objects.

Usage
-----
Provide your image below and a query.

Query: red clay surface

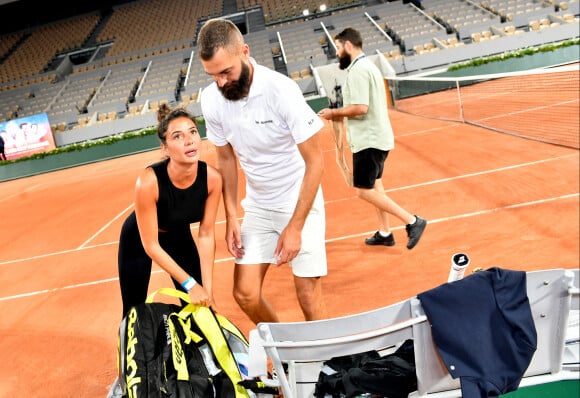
[0,111,578,397]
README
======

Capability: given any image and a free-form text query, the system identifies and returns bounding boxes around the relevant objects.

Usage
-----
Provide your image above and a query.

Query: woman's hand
[209,297,221,314]
[188,284,210,307]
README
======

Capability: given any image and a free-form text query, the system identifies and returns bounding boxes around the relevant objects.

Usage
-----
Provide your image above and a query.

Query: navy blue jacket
[417,267,537,398]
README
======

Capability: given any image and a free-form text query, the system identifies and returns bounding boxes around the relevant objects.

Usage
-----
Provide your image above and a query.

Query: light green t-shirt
[343,54,394,153]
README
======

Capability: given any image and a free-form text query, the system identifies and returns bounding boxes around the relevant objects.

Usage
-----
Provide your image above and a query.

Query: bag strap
[143,288,196,382]
[167,313,191,381]
[216,313,249,345]
[179,304,249,398]
[145,287,191,304]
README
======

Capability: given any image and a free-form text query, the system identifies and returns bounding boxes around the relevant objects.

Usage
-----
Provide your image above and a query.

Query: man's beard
[219,61,251,101]
[338,53,351,70]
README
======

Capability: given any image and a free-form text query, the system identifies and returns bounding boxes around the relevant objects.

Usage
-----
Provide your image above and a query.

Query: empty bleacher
[96,0,210,60]
[325,5,400,55]
[0,0,577,144]
[0,12,100,86]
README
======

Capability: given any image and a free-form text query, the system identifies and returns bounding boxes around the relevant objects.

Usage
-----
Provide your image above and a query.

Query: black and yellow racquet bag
[117,288,255,398]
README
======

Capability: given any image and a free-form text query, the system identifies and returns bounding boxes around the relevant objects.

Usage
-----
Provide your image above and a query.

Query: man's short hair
[197,18,244,61]
[334,27,363,49]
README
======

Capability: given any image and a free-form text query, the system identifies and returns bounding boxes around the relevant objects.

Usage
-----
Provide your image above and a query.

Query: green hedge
[447,38,579,72]
[0,131,160,182]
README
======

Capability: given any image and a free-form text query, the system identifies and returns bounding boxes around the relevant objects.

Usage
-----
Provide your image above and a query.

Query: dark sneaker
[365,231,395,246]
[406,216,427,249]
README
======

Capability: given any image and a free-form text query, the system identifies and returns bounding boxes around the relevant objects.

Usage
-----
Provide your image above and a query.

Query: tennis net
[387,64,579,149]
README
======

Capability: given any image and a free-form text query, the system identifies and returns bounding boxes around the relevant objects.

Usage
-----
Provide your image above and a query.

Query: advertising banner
[0,113,56,160]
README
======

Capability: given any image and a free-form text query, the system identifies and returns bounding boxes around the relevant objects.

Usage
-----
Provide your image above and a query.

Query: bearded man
[318,28,427,250]
[198,18,328,324]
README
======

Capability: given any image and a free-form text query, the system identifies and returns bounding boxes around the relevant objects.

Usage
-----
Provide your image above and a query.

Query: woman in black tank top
[117,104,222,317]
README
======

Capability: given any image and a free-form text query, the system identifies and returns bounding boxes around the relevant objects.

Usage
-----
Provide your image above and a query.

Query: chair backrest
[568,268,579,311]
[525,268,573,376]
[563,268,579,371]
[262,298,413,351]
[410,297,459,395]
[253,298,423,398]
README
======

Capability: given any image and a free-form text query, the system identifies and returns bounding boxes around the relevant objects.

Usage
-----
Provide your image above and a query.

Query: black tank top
[150,159,208,231]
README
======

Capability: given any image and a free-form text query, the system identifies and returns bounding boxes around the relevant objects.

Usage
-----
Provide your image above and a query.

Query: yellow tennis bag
[117,288,252,398]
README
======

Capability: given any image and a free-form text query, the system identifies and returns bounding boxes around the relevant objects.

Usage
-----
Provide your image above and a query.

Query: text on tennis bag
[126,308,141,398]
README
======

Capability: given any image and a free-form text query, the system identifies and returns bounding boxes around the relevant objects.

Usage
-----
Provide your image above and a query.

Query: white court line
[0,258,234,302]
[325,153,577,205]
[326,193,579,243]
[71,124,455,250]
[0,192,577,302]
[395,123,459,137]
[1,153,577,266]
[474,98,580,122]
[78,203,135,249]
[0,182,46,203]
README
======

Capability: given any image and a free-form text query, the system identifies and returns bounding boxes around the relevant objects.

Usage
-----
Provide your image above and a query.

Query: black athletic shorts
[352,148,389,189]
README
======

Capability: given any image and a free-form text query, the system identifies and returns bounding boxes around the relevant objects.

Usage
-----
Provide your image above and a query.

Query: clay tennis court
[0,97,578,397]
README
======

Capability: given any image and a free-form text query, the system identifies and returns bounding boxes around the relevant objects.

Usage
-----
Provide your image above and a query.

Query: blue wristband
[181,276,196,292]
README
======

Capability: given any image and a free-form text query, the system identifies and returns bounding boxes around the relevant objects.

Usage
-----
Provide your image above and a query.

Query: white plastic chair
[248,269,579,398]
[249,297,423,398]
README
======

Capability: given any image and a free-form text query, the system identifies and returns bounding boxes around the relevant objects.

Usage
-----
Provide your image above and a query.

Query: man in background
[319,27,427,250]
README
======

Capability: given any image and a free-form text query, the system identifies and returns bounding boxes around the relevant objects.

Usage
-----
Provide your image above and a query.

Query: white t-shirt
[201,59,323,209]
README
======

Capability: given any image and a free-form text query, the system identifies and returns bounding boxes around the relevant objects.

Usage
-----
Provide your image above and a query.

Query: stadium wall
[388,23,579,75]
[0,132,159,182]
[433,44,579,77]
[0,97,328,182]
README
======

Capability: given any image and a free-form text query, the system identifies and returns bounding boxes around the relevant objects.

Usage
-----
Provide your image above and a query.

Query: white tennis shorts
[237,188,327,278]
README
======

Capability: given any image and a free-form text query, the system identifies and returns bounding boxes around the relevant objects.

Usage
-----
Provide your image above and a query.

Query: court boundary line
[326,193,578,243]
[324,153,577,205]
[474,98,580,122]
[1,153,576,268]
[1,153,577,267]
[78,203,134,249]
[1,192,577,302]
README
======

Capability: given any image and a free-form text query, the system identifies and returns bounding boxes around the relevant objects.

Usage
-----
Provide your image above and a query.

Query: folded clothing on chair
[314,339,417,398]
